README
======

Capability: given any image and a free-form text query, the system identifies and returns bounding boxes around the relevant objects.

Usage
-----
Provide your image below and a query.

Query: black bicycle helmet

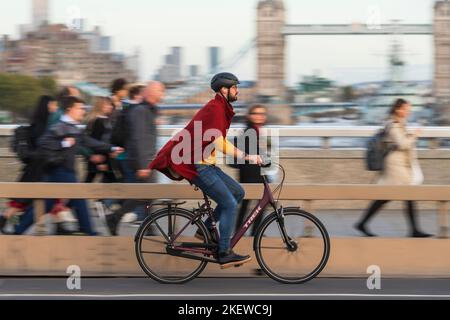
[210,72,240,92]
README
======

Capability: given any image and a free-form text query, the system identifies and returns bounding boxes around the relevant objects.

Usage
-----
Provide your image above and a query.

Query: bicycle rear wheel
[135,208,212,284]
[254,208,330,284]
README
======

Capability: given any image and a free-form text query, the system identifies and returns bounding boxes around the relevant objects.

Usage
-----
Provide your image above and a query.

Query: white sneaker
[60,210,77,223]
[121,212,137,223]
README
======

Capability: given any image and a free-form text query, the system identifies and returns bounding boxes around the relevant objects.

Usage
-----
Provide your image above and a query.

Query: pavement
[1,277,450,300]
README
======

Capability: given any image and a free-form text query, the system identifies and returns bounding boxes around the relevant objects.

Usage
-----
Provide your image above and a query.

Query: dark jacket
[126,101,158,171]
[39,119,113,172]
[233,123,264,183]
[87,116,113,145]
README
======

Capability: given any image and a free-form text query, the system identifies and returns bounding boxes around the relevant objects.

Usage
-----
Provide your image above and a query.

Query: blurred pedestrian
[110,78,129,117]
[355,98,432,238]
[13,97,123,236]
[84,96,116,183]
[234,104,268,236]
[105,82,163,236]
[48,86,81,126]
[0,96,71,234]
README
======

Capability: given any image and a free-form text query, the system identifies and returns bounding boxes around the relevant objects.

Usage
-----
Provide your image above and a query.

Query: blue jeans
[117,159,147,221]
[14,167,97,236]
[192,165,245,253]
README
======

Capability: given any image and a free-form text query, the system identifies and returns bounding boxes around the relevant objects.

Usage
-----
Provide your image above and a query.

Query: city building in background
[0,0,137,89]
[209,47,221,73]
[79,26,112,53]
[0,24,136,89]
[257,0,286,101]
[157,46,183,84]
[32,0,49,29]
[189,65,200,78]
[434,0,450,124]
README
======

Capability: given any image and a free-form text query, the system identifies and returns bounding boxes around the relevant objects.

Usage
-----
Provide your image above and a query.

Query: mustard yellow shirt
[200,136,242,165]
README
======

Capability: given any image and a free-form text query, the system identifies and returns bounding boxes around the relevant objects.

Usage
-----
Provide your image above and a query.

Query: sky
[0,0,438,85]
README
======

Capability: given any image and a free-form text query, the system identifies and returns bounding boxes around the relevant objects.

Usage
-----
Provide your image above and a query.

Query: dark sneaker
[55,223,79,236]
[105,213,120,236]
[354,222,377,237]
[0,216,7,234]
[194,228,218,243]
[218,250,251,269]
[411,230,433,238]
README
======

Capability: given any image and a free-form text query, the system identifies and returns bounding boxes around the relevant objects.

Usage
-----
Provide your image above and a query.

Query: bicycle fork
[275,206,297,252]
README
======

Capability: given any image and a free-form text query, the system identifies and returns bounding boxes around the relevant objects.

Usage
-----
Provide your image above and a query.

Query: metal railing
[2,125,450,149]
[0,183,449,238]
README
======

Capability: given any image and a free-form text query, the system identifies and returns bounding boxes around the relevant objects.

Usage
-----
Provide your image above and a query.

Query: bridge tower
[257,0,286,101]
[434,0,450,124]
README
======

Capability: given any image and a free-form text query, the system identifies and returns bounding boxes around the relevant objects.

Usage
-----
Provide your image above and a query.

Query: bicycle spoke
[141,251,167,255]
[168,213,173,238]
[154,220,170,242]
[255,210,330,284]
[172,213,177,237]
[142,237,166,245]
[135,208,209,284]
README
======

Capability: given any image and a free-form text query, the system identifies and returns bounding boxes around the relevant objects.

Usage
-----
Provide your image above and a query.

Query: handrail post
[428,138,440,150]
[322,137,330,149]
[33,199,47,236]
[438,201,449,239]
[303,200,314,237]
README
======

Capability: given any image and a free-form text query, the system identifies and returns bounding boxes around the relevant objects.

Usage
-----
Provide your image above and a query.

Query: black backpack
[365,122,396,171]
[10,125,33,163]
[110,104,136,147]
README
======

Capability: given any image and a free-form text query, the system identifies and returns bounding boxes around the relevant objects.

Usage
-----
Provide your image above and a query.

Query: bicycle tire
[254,207,330,284]
[135,207,211,284]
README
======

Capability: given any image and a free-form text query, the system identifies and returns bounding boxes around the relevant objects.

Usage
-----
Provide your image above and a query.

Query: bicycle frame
[231,175,277,249]
[166,173,278,260]
[164,162,285,263]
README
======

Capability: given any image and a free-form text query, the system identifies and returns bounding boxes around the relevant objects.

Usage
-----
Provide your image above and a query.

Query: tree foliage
[0,73,57,117]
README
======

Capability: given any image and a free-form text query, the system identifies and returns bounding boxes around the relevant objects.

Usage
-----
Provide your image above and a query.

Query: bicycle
[135,161,330,284]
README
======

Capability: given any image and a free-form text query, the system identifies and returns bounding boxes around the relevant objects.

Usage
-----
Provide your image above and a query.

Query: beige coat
[377,117,420,185]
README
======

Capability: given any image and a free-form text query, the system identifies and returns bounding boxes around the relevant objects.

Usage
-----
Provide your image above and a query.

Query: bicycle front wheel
[254,208,330,284]
[135,208,211,284]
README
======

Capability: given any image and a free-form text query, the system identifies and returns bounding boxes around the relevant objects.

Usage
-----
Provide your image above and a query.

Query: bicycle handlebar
[258,157,286,201]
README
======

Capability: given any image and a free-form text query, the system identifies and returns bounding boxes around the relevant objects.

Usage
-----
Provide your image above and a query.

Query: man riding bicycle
[149,72,262,268]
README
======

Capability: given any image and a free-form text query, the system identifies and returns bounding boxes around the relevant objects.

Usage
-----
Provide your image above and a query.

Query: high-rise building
[171,47,182,78]
[257,0,286,100]
[79,26,111,53]
[158,47,183,83]
[209,47,220,73]
[189,65,200,78]
[165,54,174,65]
[32,0,49,29]
[434,0,450,113]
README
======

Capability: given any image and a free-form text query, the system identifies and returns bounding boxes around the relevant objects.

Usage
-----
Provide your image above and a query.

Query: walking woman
[234,104,268,236]
[0,96,70,234]
[84,96,116,183]
[355,98,432,238]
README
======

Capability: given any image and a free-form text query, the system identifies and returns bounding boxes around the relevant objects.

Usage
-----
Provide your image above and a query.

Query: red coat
[149,94,235,182]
